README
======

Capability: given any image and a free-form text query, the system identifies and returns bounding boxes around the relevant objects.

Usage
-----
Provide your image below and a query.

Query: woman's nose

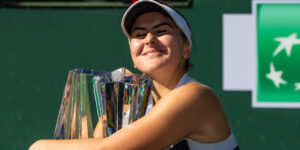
[144,32,157,44]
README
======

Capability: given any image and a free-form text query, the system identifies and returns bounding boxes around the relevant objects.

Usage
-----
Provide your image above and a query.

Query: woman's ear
[183,44,192,59]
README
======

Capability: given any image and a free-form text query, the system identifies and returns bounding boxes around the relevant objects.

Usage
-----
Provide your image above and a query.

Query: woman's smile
[142,48,166,56]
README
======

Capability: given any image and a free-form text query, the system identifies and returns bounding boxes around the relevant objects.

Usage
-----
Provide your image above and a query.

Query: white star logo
[295,83,300,91]
[273,33,300,57]
[266,63,287,88]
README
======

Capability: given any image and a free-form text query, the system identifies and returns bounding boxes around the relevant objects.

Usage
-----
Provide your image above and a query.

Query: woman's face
[129,12,189,77]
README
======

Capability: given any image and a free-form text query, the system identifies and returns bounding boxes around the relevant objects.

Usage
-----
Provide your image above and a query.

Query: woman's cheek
[130,40,143,68]
[130,40,143,54]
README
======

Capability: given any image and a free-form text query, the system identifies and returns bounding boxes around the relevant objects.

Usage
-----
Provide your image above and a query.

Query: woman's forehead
[132,12,175,29]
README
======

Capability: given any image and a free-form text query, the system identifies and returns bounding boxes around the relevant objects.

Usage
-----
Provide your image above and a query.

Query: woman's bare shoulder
[156,81,224,128]
[166,82,231,142]
[169,81,219,105]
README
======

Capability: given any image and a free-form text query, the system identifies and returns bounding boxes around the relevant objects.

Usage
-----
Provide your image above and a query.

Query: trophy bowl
[53,68,152,139]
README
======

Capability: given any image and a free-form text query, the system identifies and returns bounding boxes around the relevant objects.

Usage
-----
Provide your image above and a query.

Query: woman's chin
[137,66,166,77]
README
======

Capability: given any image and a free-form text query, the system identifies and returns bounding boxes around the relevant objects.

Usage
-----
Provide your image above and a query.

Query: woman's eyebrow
[131,22,171,33]
[131,27,146,33]
[153,23,171,29]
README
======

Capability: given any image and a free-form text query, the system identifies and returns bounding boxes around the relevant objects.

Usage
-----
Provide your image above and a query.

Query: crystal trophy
[53,68,152,139]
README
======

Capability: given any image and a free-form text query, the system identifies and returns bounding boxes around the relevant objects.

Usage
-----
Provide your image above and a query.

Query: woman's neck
[151,71,185,103]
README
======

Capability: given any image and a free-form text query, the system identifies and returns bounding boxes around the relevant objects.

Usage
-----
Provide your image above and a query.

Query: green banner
[257,4,300,103]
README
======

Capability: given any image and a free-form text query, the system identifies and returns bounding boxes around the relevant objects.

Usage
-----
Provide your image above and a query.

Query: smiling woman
[29,0,239,150]
[129,12,188,79]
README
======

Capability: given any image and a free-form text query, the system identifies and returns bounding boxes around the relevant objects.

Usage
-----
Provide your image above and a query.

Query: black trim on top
[168,139,190,150]
[0,0,193,9]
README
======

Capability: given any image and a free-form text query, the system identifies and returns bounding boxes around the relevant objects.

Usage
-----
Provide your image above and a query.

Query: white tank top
[124,74,239,150]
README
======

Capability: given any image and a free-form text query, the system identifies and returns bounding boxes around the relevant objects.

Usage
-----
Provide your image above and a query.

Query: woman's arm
[96,82,231,149]
[29,82,230,150]
[29,138,104,150]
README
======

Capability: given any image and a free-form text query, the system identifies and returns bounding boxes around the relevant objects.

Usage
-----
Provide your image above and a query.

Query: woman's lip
[142,49,165,55]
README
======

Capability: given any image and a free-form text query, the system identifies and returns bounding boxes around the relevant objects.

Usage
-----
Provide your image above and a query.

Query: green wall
[1,0,299,149]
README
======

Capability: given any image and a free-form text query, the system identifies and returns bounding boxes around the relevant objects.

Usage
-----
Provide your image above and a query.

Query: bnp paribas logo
[223,0,300,108]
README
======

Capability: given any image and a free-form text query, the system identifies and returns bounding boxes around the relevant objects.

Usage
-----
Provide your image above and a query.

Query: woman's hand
[29,140,48,150]
[28,139,105,150]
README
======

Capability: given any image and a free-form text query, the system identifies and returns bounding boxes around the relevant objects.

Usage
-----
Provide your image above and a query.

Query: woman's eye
[133,33,146,38]
[137,34,146,37]
[156,29,167,35]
